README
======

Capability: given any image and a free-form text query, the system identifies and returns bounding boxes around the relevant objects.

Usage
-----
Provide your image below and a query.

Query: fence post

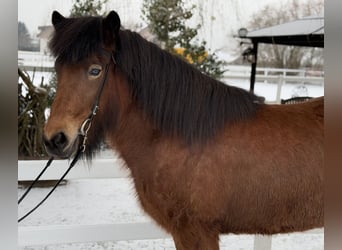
[275,76,283,104]
[264,69,268,84]
[253,235,272,250]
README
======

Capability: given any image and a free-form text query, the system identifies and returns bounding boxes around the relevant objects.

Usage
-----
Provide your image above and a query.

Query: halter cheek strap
[79,58,112,152]
[79,49,117,152]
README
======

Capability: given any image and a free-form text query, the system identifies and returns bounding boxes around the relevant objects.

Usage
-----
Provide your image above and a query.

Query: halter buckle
[80,118,92,136]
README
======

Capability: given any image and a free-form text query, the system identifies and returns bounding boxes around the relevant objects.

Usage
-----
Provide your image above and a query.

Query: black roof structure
[237,16,324,91]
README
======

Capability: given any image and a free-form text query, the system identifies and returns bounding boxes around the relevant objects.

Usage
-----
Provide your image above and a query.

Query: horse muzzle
[43,132,78,159]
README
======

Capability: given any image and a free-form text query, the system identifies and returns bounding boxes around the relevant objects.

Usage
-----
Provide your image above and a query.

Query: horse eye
[89,68,101,76]
[88,65,102,77]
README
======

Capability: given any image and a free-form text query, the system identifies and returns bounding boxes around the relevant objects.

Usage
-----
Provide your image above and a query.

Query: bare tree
[246,0,323,69]
[18,69,49,158]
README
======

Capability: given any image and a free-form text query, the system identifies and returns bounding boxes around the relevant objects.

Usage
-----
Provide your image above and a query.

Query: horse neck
[114,110,160,177]
[104,70,157,167]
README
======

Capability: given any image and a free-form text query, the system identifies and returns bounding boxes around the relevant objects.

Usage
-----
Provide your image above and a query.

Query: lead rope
[18,157,54,205]
[18,150,82,223]
[18,51,115,223]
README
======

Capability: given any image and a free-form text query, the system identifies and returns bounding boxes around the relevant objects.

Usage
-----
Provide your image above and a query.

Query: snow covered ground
[227,79,324,102]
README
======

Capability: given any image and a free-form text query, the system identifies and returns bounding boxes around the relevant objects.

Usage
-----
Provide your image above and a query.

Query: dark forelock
[49,16,103,63]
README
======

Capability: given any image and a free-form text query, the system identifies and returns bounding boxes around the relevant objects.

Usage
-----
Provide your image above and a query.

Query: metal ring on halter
[80,140,87,153]
[92,105,99,116]
[80,118,92,136]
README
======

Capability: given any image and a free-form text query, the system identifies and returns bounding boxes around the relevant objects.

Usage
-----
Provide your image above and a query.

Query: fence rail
[18,158,129,181]
[18,159,323,249]
[18,57,324,105]
[223,73,323,104]
[223,65,324,79]
[19,222,169,246]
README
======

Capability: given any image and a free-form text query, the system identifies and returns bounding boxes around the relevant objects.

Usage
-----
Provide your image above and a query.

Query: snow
[19,70,54,88]
[226,79,324,102]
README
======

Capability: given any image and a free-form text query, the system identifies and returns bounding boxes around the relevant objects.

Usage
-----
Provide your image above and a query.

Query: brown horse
[44,11,324,249]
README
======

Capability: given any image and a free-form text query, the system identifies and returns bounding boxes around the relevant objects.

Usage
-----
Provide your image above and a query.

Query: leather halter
[79,49,116,152]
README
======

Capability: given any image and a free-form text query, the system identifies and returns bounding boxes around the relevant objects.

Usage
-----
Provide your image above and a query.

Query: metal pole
[253,235,272,250]
[250,41,258,93]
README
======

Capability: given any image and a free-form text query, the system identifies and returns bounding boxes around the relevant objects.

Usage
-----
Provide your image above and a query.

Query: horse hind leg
[172,225,219,250]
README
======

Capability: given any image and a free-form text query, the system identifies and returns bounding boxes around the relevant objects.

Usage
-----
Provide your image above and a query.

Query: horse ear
[52,11,66,27]
[103,11,121,34]
[103,11,121,49]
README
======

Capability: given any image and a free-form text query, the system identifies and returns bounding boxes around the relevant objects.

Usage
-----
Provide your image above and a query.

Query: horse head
[43,11,122,159]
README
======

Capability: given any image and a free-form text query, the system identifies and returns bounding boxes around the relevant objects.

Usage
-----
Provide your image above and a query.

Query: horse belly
[220,172,324,234]
[217,107,324,234]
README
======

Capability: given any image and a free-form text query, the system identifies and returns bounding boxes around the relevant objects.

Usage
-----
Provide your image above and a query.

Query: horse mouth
[43,133,80,159]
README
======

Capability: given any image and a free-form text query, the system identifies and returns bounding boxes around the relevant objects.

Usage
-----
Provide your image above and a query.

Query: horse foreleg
[172,226,219,250]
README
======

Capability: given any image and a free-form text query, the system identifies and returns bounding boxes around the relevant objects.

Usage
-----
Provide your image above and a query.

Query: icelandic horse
[43,10,324,250]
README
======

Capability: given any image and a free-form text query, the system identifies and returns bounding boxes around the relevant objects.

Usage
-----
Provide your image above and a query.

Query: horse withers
[44,10,324,250]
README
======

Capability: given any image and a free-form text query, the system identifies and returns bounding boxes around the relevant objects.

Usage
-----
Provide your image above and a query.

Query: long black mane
[49,15,263,145]
[117,30,262,143]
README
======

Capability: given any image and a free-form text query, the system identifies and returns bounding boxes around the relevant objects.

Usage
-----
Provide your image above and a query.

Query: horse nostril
[43,132,71,158]
[50,132,68,151]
